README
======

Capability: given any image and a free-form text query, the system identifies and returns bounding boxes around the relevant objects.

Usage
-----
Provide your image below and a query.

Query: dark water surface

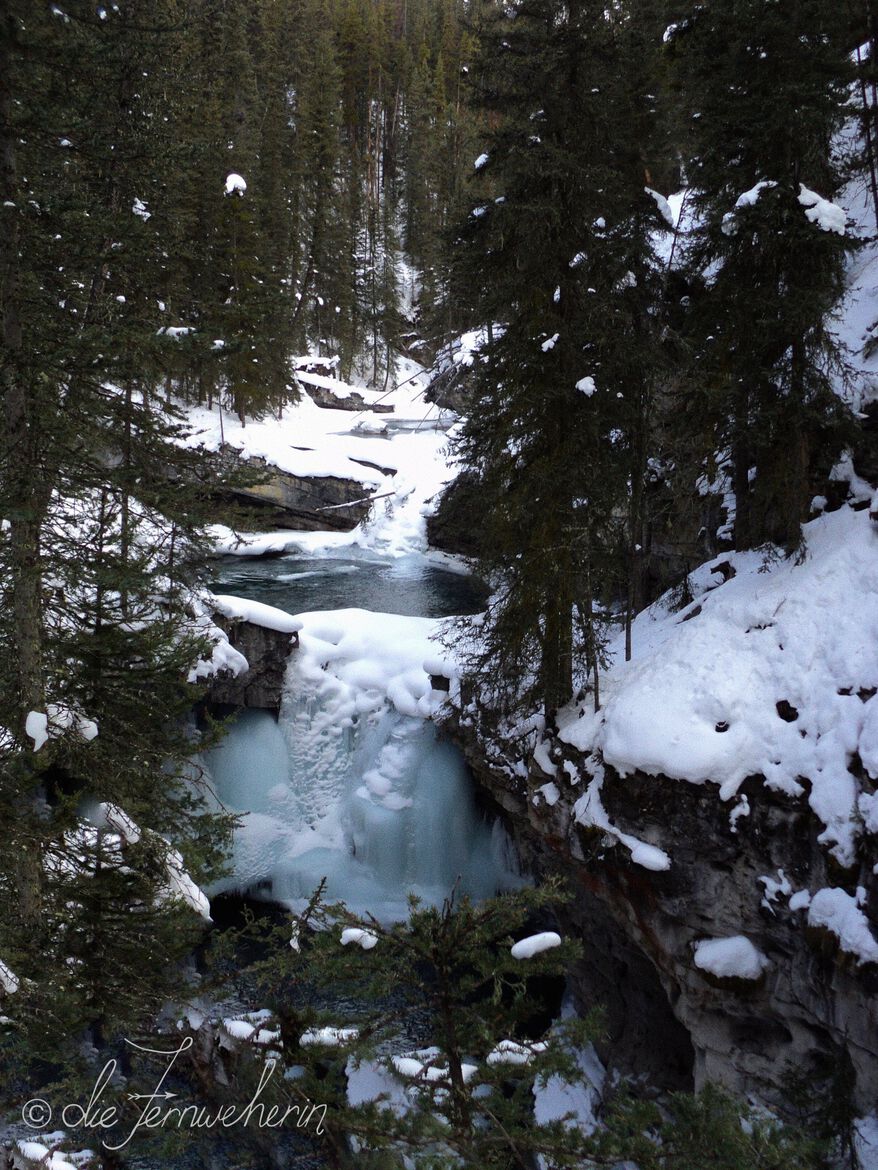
[209,550,487,618]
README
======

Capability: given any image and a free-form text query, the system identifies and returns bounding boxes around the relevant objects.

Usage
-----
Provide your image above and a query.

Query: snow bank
[346,1056,410,1112]
[510,931,561,960]
[559,507,878,867]
[210,593,303,635]
[183,354,456,561]
[855,1116,878,1170]
[693,936,769,980]
[533,1041,603,1139]
[808,888,878,965]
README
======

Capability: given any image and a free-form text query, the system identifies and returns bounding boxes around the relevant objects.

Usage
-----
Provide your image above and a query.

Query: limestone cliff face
[205,615,296,711]
[449,714,878,1111]
[197,612,878,1110]
[213,456,374,532]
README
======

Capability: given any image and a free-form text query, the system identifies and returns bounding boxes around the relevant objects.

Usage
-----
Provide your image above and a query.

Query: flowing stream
[204,549,519,920]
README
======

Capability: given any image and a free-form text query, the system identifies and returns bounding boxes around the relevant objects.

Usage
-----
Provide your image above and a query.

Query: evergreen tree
[205,884,828,1170]
[0,0,233,1104]
[449,0,665,718]
[215,881,597,1168]
[669,0,856,550]
[291,0,356,365]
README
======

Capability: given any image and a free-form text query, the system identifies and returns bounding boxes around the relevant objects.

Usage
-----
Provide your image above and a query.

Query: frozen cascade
[205,622,520,920]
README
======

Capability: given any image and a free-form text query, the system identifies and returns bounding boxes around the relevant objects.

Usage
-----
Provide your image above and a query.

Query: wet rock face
[425,361,473,414]
[425,471,485,558]
[301,381,394,413]
[593,769,878,1110]
[449,715,878,1111]
[212,456,373,532]
[206,617,296,711]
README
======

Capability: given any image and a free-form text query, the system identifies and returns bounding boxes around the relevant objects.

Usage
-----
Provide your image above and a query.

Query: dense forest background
[3,0,878,1163]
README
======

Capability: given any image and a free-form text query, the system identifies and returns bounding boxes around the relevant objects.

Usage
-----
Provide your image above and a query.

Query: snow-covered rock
[693,936,769,981]
[448,504,878,1112]
[210,594,303,635]
[559,506,878,870]
[487,1038,548,1066]
[808,888,878,965]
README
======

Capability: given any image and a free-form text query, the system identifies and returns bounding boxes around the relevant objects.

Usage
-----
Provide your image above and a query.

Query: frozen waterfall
[205,608,520,920]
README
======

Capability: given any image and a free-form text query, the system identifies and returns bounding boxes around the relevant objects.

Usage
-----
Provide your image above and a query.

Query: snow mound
[340,926,379,950]
[693,935,769,980]
[391,1051,478,1083]
[559,507,878,867]
[210,593,303,635]
[808,888,878,964]
[14,1143,81,1170]
[487,1039,547,1066]
[799,184,846,234]
[294,608,451,722]
[511,931,561,960]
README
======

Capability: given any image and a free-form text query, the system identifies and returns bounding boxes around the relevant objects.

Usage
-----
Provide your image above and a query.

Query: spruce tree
[205,885,827,1170]
[0,0,233,1107]
[669,0,856,550]
[449,0,665,718]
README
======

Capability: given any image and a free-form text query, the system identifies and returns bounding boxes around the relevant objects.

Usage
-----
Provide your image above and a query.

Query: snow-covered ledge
[204,594,302,712]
